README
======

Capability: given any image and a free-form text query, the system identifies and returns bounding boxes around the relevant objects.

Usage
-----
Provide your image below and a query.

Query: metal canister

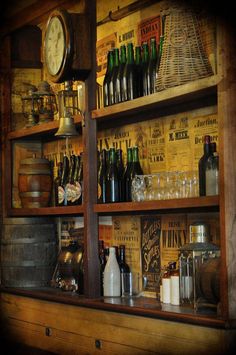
[189,222,210,243]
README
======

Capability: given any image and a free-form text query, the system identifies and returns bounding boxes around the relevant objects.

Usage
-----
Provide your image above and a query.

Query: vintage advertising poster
[190,113,218,170]
[99,216,113,248]
[160,214,188,269]
[141,215,161,294]
[165,114,192,172]
[96,33,117,78]
[112,216,141,275]
[146,118,166,173]
[137,15,161,46]
[97,122,149,173]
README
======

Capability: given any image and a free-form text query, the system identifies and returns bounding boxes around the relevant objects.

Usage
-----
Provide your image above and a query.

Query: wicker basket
[155,1,213,91]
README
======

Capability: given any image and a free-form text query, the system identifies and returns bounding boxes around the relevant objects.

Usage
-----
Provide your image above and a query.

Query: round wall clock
[44,8,91,83]
[44,9,73,83]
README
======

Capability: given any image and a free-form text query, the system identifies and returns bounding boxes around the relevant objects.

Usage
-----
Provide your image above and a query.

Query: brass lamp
[21,85,40,127]
[55,81,81,137]
[36,81,58,124]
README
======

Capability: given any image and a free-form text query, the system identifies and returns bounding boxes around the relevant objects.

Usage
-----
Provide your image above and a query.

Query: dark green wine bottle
[147,37,158,94]
[118,245,130,273]
[59,153,69,206]
[109,48,120,105]
[106,147,119,203]
[103,49,114,107]
[116,149,124,202]
[66,154,76,206]
[98,149,107,203]
[54,161,63,206]
[116,45,127,103]
[77,152,83,205]
[135,45,143,98]
[70,154,80,205]
[142,42,150,96]
[123,147,133,202]
[122,42,137,101]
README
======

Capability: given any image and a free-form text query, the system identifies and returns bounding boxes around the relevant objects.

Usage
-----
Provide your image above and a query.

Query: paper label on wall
[141,215,161,293]
[160,214,188,269]
[137,15,161,46]
[112,216,141,274]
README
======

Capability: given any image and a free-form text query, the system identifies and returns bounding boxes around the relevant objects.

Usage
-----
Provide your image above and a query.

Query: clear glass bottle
[103,246,121,297]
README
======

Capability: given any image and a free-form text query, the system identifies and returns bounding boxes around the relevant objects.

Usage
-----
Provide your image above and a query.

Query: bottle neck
[127,43,134,64]
[126,148,133,164]
[132,146,140,163]
[113,48,119,68]
[135,46,142,65]
[150,39,157,61]
[107,50,114,72]
[120,46,126,65]
[109,148,116,165]
[142,43,149,64]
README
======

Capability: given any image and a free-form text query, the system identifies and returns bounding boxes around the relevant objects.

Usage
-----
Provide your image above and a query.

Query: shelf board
[7,114,82,140]
[92,75,220,121]
[94,196,219,214]
[7,205,84,217]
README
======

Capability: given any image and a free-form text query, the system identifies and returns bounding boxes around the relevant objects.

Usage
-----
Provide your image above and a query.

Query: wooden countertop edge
[0,286,232,329]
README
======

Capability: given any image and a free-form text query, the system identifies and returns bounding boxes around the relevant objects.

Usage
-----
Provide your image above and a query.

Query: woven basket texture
[156,4,213,91]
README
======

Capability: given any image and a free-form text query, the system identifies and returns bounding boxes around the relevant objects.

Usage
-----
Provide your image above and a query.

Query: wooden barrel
[18,156,52,208]
[0,218,57,287]
[197,257,220,304]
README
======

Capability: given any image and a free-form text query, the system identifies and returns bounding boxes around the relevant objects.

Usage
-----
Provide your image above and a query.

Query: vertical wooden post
[218,20,236,319]
[82,0,100,298]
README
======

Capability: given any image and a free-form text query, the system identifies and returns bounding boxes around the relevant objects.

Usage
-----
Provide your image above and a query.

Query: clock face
[45,16,66,76]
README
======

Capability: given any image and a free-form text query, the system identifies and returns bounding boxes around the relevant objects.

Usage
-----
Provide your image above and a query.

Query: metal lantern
[179,222,220,311]
[58,81,79,118]
[21,85,40,127]
[55,81,80,137]
[36,81,58,124]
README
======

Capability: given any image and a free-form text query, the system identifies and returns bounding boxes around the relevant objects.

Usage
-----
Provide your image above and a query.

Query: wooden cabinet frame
[1,0,236,328]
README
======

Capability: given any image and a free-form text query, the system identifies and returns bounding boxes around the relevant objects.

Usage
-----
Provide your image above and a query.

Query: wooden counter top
[0,286,230,329]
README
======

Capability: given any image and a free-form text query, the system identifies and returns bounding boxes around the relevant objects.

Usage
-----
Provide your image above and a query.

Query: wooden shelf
[94,196,219,214]
[7,114,82,140]
[92,75,220,121]
[7,205,84,217]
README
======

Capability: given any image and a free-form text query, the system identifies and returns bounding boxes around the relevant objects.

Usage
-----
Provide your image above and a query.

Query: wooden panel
[1,293,235,355]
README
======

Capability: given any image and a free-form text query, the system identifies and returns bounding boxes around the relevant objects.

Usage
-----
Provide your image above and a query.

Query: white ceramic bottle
[103,247,121,297]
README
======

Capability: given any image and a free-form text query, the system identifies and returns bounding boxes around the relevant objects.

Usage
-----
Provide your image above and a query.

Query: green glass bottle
[142,42,150,96]
[70,154,80,205]
[109,48,120,105]
[147,37,158,94]
[123,147,133,202]
[116,149,124,202]
[77,152,83,205]
[116,45,127,103]
[98,149,107,203]
[106,147,119,203]
[103,49,114,107]
[54,161,63,206]
[66,154,76,206]
[122,42,137,101]
[135,45,143,98]
[59,153,69,206]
